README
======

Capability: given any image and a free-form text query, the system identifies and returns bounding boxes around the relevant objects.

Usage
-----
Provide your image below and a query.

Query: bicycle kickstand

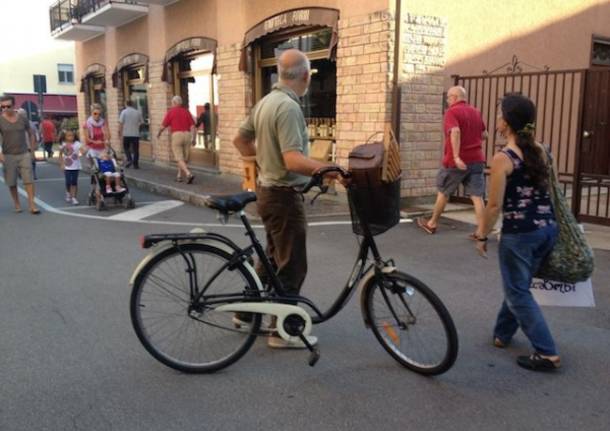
[298,334,320,367]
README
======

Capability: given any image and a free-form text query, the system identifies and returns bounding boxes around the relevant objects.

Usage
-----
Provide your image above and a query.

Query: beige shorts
[171,131,192,162]
[3,152,34,187]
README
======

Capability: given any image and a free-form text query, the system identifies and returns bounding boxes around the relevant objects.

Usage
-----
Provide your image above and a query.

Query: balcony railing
[50,1,149,40]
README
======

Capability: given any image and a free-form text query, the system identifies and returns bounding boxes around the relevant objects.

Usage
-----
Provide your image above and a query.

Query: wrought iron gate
[452,60,610,225]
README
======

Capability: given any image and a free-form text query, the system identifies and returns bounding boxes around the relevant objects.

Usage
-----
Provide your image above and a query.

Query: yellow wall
[0,46,76,95]
[406,0,610,75]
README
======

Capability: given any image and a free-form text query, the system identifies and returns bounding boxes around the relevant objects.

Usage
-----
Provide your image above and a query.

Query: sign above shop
[263,9,311,33]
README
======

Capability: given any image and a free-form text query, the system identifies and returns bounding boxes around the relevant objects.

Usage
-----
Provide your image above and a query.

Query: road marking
[1,175,412,228]
[107,200,183,221]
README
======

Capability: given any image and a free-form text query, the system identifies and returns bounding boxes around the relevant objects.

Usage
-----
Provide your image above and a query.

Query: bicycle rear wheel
[364,271,458,375]
[130,243,261,373]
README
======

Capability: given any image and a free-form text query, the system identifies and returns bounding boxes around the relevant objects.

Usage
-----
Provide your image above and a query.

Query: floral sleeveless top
[501,148,555,234]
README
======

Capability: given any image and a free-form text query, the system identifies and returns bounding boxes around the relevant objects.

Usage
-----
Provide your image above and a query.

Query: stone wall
[216,43,252,176]
[334,10,394,167]
[398,13,447,200]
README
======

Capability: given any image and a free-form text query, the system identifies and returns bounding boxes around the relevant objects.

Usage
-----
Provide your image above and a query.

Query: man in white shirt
[118,100,143,168]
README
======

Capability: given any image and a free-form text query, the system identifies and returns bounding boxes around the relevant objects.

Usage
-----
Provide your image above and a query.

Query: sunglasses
[1,105,12,109]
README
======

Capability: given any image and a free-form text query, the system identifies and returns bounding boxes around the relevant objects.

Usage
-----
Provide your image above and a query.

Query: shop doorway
[172,51,219,168]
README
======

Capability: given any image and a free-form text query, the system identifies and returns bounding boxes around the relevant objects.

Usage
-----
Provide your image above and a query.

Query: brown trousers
[256,186,308,296]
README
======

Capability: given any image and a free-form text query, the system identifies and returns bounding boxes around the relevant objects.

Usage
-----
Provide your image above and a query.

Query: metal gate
[452,61,610,225]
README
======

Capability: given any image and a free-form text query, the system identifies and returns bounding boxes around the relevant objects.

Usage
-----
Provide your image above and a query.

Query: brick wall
[105,72,123,156]
[334,10,394,167]
[399,13,447,200]
[148,60,172,164]
[216,43,252,176]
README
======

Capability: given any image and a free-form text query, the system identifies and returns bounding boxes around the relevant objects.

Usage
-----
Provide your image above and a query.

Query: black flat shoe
[517,352,561,371]
[186,174,195,184]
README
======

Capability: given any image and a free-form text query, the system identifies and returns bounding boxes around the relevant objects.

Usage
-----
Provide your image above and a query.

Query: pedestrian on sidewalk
[40,114,57,159]
[157,95,195,184]
[0,95,40,214]
[83,103,110,161]
[119,100,143,169]
[475,93,560,372]
[195,102,214,150]
[232,48,342,349]
[417,86,487,237]
[58,129,85,205]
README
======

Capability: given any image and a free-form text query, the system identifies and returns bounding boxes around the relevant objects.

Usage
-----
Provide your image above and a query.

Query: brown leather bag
[348,141,385,188]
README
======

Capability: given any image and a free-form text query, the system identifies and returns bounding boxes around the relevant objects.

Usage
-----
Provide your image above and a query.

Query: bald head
[278,49,310,81]
[447,86,467,105]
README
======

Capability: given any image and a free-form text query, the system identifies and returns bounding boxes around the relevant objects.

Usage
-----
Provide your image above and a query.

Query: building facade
[50,0,610,206]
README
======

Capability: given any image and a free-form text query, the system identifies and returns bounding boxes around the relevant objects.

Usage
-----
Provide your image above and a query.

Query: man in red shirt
[418,86,487,236]
[40,115,56,159]
[157,95,196,183]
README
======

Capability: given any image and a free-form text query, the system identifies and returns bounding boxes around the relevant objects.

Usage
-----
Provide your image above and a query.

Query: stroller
[88,149,136,211]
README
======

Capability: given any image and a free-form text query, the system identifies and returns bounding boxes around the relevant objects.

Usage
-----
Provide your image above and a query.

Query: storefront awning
[161,37,218,83]
[112,53,150,88]
[79,63,106,93]
[9,93,77,115]
[239,7,340,73]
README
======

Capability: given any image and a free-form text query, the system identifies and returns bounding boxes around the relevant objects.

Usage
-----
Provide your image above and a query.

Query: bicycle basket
[348,178,401,236]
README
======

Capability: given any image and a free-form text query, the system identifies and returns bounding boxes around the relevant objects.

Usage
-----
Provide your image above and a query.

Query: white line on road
[107,200,184,221]
[2,175,412,228]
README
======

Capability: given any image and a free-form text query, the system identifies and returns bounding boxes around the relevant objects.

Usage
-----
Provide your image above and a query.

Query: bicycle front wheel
[364,271,458,375]
[130,243,261,373]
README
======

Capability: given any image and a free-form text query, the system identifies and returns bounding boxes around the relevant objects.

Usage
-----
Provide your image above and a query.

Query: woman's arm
[475,152,512,257]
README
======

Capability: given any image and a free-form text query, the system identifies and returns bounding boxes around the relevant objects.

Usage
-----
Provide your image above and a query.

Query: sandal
[468,232,479,241]
[30,208,41,215]
[517,352,561,371]
[416,217,437,234]
[175,176,183,183]
[493,337,508,348]
[186,174,195,184]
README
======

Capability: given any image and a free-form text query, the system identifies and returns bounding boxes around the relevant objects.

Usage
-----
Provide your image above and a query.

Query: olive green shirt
[239,83,309,187]
[0,114,30,155]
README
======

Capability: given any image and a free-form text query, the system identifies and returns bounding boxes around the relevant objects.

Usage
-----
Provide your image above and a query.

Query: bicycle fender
[129,238,263,292]
[358,265,397,328]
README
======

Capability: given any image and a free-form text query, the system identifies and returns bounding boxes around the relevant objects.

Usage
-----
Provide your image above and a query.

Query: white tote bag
[531,278,595,307]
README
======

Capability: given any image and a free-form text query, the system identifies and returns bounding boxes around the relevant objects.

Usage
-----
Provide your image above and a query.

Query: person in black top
[195,103,213,150]
[475,93,560,372]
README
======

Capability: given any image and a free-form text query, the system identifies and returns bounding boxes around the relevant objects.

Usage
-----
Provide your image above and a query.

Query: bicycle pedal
[308,348,320,367]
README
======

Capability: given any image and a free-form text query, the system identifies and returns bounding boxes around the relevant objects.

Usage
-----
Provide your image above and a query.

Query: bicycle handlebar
[298,166,351,194]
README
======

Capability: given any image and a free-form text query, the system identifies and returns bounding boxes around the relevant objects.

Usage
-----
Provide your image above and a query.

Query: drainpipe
[391,0,402,143]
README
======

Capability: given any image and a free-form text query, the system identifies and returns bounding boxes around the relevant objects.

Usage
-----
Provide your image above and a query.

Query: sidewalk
[120,161,610,250]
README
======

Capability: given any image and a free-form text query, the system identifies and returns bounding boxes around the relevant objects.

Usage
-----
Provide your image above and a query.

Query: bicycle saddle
[205,192,257,213]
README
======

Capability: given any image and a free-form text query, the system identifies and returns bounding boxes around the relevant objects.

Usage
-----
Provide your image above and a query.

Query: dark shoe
[125,161,132,168]
[417,217,437,234]
[186,174,195,184]
[133,164,139,169]
[517,352,561,371]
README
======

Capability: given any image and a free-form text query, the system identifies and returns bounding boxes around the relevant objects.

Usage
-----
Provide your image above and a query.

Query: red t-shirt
[41,120,56,143]
[162,106,195,132]
[443,101,486,168]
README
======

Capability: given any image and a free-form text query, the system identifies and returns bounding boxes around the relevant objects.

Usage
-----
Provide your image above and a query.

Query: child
[58,130,85,205]
[98,151,125,194]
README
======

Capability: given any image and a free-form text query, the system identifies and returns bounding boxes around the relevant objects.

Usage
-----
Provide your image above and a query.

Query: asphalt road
[1,162,609,431]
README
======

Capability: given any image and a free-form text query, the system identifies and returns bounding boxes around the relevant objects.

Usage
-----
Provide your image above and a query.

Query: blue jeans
[494,225,559,355]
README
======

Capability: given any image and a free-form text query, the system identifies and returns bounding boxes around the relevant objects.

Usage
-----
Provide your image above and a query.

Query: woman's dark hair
[501,93,548,189]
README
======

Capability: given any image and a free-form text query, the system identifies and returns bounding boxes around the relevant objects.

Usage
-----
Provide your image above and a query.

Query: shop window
[84,74,106,115]
[172,51,219,152]
[257,27,337,143]
[122,65,150,140]
[58,64,74,84]
[591,37,610,67]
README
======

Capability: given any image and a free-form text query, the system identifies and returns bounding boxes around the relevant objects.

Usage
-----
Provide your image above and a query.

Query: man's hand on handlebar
[313,165,351,187]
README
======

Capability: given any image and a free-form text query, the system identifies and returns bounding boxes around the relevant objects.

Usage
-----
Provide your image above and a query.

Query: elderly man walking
[0,95,40,214]
[119,100,143,169]
[232,48,340,349]
[157,95,195,184]
[418,86,487,237]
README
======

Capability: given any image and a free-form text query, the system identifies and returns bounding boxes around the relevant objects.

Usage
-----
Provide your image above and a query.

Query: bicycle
[129,167,458,375]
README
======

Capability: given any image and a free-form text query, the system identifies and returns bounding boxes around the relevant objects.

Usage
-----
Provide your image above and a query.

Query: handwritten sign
[531,278,595,307]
